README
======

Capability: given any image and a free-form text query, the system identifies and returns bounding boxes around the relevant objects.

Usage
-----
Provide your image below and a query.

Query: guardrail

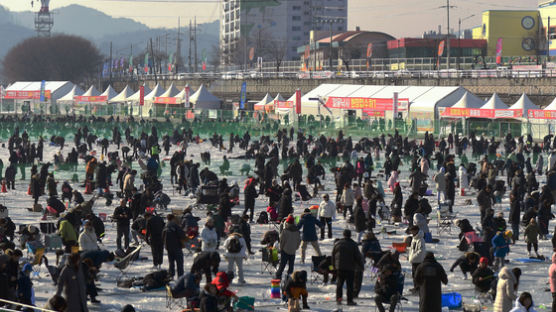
[111,68,556,81]
[0,298,56,312]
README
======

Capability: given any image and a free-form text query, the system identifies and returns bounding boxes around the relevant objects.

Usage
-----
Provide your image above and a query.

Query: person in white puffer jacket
[408,226,426,293]
[201,218,218,252]
[318,194,336,240]
[78,220,98,251]
[224,231,247,284]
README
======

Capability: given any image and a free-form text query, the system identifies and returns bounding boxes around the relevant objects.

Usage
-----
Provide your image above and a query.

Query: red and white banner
[295,89,301,114]
[4,90,51,100]
[73,95,108,103]
[139,86,145,106]
[184,85,190,108]
[362,110,385,117]
[274,100,294,109]
[154,97,179,104]
[325,97,409,111]
[441,107,522,119]
[528,110,556,119]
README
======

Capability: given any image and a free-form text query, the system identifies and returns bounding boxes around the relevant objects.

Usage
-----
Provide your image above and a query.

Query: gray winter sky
[2,0,541,37]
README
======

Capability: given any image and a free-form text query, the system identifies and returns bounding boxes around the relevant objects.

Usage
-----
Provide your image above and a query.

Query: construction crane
[32,0,53,37]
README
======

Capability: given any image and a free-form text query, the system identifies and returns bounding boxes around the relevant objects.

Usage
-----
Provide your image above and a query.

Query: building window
[292,16,301,21]
[292,26,301,31]
[293,6,302,10]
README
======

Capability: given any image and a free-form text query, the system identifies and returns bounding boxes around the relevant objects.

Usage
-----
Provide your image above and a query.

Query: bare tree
[339,41,362,72]
[260,36,288,72]
[209,44,220,71]
[3,35,102,84]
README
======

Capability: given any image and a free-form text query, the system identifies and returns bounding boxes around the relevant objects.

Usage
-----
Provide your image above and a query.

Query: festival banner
[4,90,51,100]
[39,80,46,102]
[325,97,409,111]
[275,100,294,109]
[144,53,149,73]
[441,107,522,119]
[496,38,503,65]
[139,86,145,106]
[295,89,301,114]
[362,110,385,117]
[154,97,179,104]
[528,109,556,119]
[73,96,108,103]
[184,85,190,108]
[240,82,247,109]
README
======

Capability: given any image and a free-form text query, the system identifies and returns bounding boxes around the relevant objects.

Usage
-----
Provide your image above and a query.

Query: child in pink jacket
[549,253,556,312]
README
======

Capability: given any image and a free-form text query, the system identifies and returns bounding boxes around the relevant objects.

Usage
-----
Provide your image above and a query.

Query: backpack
[143,270,169,291]
[227,236,242,253]
[256,211,269,224]
[418,198,432,215]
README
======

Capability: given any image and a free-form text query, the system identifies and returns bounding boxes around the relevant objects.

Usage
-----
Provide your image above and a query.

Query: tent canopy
[57,85,85,103]
[100,85,118,102]
[480,93,509,110]
[159,83,180,98]
[450,91,484,109]
[509,93,540,114]
[81,85,101,97]
[127,84,152,103]
[544,97,556,110]
[144,83,164,101]
[189,84,221,109]
[108,85,134,103]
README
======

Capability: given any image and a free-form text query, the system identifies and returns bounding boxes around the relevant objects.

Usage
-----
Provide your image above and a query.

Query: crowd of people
[0,116,555,312]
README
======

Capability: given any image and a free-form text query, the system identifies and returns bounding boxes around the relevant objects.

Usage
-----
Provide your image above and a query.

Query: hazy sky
[2,0,541,36]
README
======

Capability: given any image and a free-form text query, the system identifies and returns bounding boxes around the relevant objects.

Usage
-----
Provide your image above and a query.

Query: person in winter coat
[353,198,367,243]
[275,215,301,280]
[509,292,536,312]
[243,178,258,223]
[361,231,384,264]
[223,231,247,284]
[449,252,479,279]
[332,229,363,306]
[284,270,310,311]
[200,218,218,252]
[413,211,431,243]
[477,185,493,221]
[340,184,355,219]
[404,193,420,226]
[199,283,218,312]
[524,218,541,258]
[170,272,201,299]
[47,173,57,197]
[318,194,335,240]
[433,168,446,204]
[58,219,78,253]
[56,252,88,312]
[163,214,186,279]
[387,170,399,192]
[549,253,556,312]
[17,263,33,307]
[112,199,132,251]
[391,183,403,222]
[408,226,426,292]
[492,231,511,271]
[509,192,521,243]
[78,221,98,251]
[278,188,293,221]
[374,266,400,312]
[414,252,448,312]
[297,208,323,263]
[145,212,165,269]
[472,257,495,294]
[191,251,220,284]
[494,267,521,312]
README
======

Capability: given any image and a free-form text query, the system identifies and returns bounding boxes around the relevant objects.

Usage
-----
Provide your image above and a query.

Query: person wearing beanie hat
[297,206,323,263]
[492,230,511,271]
[17,263,34,307]
[275,214,301,280]
[332,224,363,305]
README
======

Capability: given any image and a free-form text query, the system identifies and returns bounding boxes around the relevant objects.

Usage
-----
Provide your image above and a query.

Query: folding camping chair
[310,255,326,285]
[44,234,63,252]
[165,284,187,310]
[114,245,142,282]
[260,247,279,275]
[437,202,455,236]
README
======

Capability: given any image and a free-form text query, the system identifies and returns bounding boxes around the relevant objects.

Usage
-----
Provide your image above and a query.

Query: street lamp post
[458,14,475,69]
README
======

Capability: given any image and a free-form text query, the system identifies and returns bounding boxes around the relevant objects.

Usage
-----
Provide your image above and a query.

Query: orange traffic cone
[460,188,465,196]
[1,180,7,193]
[84,181,92,194]
[27,185,31,195]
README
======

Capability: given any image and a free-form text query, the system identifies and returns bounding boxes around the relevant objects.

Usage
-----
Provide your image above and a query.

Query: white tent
[189,84,221,109]
[509,93,539,115]
[144,83,164,102]
[254,93,272,111]
[480,93,509,110]
[127,84,152,103]
[57,85,85,104]
[81,85,101,97]
[544,97,556,110]
[100,85,119,102]
[109,85,134,103]
[450,91,484,109]
[158,83,180,98]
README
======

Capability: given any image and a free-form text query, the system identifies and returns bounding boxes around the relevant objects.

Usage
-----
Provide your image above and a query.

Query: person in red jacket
[211,271,237,311]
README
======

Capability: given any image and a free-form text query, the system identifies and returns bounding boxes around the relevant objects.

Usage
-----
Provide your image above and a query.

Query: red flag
[295,89,301,115]
[202,62,206,71]
[438,40,445,57]
[139,86,145,106]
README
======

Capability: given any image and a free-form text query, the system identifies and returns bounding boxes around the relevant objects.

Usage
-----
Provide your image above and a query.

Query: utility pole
[176,17,181,74]
[109,41,112,84]
[194,16,198,72]
[189,19,193,72]
[440,0,455,69]
[150,38,158,84]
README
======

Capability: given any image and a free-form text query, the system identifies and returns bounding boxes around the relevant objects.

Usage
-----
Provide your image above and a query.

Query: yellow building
[540,1,556,56]
[472,10,542,56]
